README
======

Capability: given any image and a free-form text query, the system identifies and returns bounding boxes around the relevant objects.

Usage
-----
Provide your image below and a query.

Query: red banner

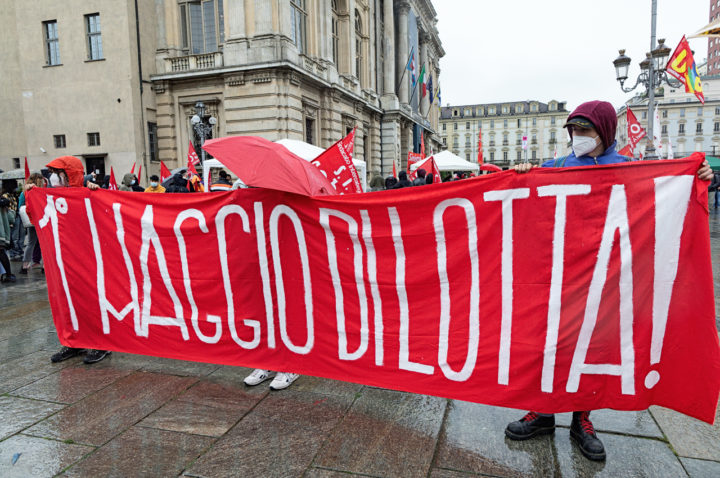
[311,129,361,194]
[188,141,200,166]
[407,152,424,171]
[27,154,720,422]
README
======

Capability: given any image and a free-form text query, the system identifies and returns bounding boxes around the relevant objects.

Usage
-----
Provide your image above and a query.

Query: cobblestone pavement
[1,212,719,477]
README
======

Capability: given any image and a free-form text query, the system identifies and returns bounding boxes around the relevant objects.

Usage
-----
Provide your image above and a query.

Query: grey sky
[434,0,711,111]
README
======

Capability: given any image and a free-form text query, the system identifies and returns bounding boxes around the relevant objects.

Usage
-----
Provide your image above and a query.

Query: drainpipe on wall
[134,0,147,182]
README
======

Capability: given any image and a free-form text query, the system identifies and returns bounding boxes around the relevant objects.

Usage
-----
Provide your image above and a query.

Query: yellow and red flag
[666,36,704,104]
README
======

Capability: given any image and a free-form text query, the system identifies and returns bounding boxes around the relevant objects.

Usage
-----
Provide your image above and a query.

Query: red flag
[137,164,142,182]
[24,157,30,182]
[421,131,426,159]
[410,156,442,183]
[188,141,200,166]
[130,163,135,174]
[618,145,633,157]
[108,167,119,191]
[627,108,646,155]
[188,160,199,177]
[478,129,484,165]
[407,152,423,172]
[159,161,171,183]
[310,128,362,194]
[392,160,397,178]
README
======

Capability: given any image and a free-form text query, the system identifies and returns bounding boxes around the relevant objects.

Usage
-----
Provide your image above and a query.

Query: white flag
[667,137,674,159]
[653,107,663,155]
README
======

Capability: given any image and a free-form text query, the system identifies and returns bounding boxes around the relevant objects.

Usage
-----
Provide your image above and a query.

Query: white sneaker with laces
[244,369,276,386]
[269,372,299,390]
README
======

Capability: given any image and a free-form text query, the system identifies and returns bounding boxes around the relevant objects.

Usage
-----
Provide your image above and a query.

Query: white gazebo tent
[411,150,480,172]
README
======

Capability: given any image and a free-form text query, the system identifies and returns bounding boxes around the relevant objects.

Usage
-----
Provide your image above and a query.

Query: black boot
[570,411,606,461]
[83,349,111,364]
[505,412,555,440]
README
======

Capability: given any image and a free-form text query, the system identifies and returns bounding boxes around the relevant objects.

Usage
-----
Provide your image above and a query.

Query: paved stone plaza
[1,212,720,477]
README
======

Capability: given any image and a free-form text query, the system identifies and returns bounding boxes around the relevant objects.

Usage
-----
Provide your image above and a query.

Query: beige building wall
[440,101,570,169]
[0,0,157,180]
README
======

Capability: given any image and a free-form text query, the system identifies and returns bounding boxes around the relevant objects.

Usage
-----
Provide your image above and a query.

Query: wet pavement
[1,211,719,477]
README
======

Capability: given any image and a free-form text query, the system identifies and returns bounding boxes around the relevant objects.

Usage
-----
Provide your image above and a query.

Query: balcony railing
[167,52,224,72]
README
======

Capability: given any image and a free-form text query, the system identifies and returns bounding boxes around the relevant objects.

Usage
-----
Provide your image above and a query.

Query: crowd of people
[382,168,479,190]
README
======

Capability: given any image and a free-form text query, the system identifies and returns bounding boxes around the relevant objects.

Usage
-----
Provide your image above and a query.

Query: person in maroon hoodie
[508,101,713,461]
[25,156,112,365]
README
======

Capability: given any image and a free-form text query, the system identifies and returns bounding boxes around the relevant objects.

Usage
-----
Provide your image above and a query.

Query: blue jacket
[541,141,630,168]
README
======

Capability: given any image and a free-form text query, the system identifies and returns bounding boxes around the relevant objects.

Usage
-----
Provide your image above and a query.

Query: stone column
[396,1,410,105]
[383,0,395,98]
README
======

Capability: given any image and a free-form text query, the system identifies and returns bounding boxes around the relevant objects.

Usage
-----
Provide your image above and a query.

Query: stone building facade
[152,0,444,184]
[439,100,570,169]
[0,0,157,178]
[1,0,444,186]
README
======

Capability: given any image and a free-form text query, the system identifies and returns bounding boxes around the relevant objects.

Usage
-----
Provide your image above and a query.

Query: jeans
[10,214,24,256]
[23,227,39,264]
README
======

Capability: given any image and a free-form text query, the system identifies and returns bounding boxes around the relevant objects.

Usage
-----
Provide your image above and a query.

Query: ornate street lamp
[190,101,217,164]
[613,2,684,159]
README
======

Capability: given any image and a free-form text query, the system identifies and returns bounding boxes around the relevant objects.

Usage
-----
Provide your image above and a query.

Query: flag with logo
[159,161,172,183]
[405,46,416,86]
[653,107,663,155]
[310,128,362,194]
[618,144,634,157]
[188,141,200,166]
[627,107,647,155]
[108,167,119,191]
[522,135,528,150]
[666,36,704,103]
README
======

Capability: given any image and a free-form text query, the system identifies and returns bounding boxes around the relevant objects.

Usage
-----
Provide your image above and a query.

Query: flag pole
[395,47,414,95]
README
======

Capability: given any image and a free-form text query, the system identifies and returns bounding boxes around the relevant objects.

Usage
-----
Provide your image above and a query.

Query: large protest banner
[27,153,720,423]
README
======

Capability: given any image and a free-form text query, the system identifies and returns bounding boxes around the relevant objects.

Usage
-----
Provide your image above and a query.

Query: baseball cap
[563,116,595,130]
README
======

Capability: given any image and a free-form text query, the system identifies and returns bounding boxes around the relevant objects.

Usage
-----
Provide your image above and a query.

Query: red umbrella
[202,136,337,196]
[480,163,503,173]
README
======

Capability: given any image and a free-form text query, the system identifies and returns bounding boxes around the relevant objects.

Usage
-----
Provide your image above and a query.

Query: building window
[715,107,720,115]
[54,134,66,148]
[551,117,556,125]
[503,151,508,161]
[503,119,508,128]
[12,158,20,169]
[698,107,704,116]
[85,13,103,60]
[442,123,446,131]
[43,20,60,66]
[305,117,315,145]
[662,110,668,118]
[642,111,647,119]
[516,151,522,160]
[454,123,457,130]
[696,122,703,133]
[442,137,446,145]
[661,124,667,134]
[466,122,470,129]
[715,122,720,132]
[180,0,225,54]
[503,133,508,144]
[680,108,685,117]
[490,120,494,128]
[679,123,685,134]
[517,119,521,128]
[532,117,537,126]
[531,150,536,159]
[291,0,307,54]
[148,122,158,162]
[87,132,100,146]
[489,152,494,161]
[331,0,339,64]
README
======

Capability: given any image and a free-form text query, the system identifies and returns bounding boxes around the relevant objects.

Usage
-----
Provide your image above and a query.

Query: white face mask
[150,182,158,187]
[49,173,64,187]
[572,135,600,157]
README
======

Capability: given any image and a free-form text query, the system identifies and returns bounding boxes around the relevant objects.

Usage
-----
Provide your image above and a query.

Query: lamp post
[612,0,681,159]
[190,101,217,164]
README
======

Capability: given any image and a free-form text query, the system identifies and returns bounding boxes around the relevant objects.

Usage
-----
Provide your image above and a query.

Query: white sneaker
[269,372,299,390]
[244,369,276,386]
